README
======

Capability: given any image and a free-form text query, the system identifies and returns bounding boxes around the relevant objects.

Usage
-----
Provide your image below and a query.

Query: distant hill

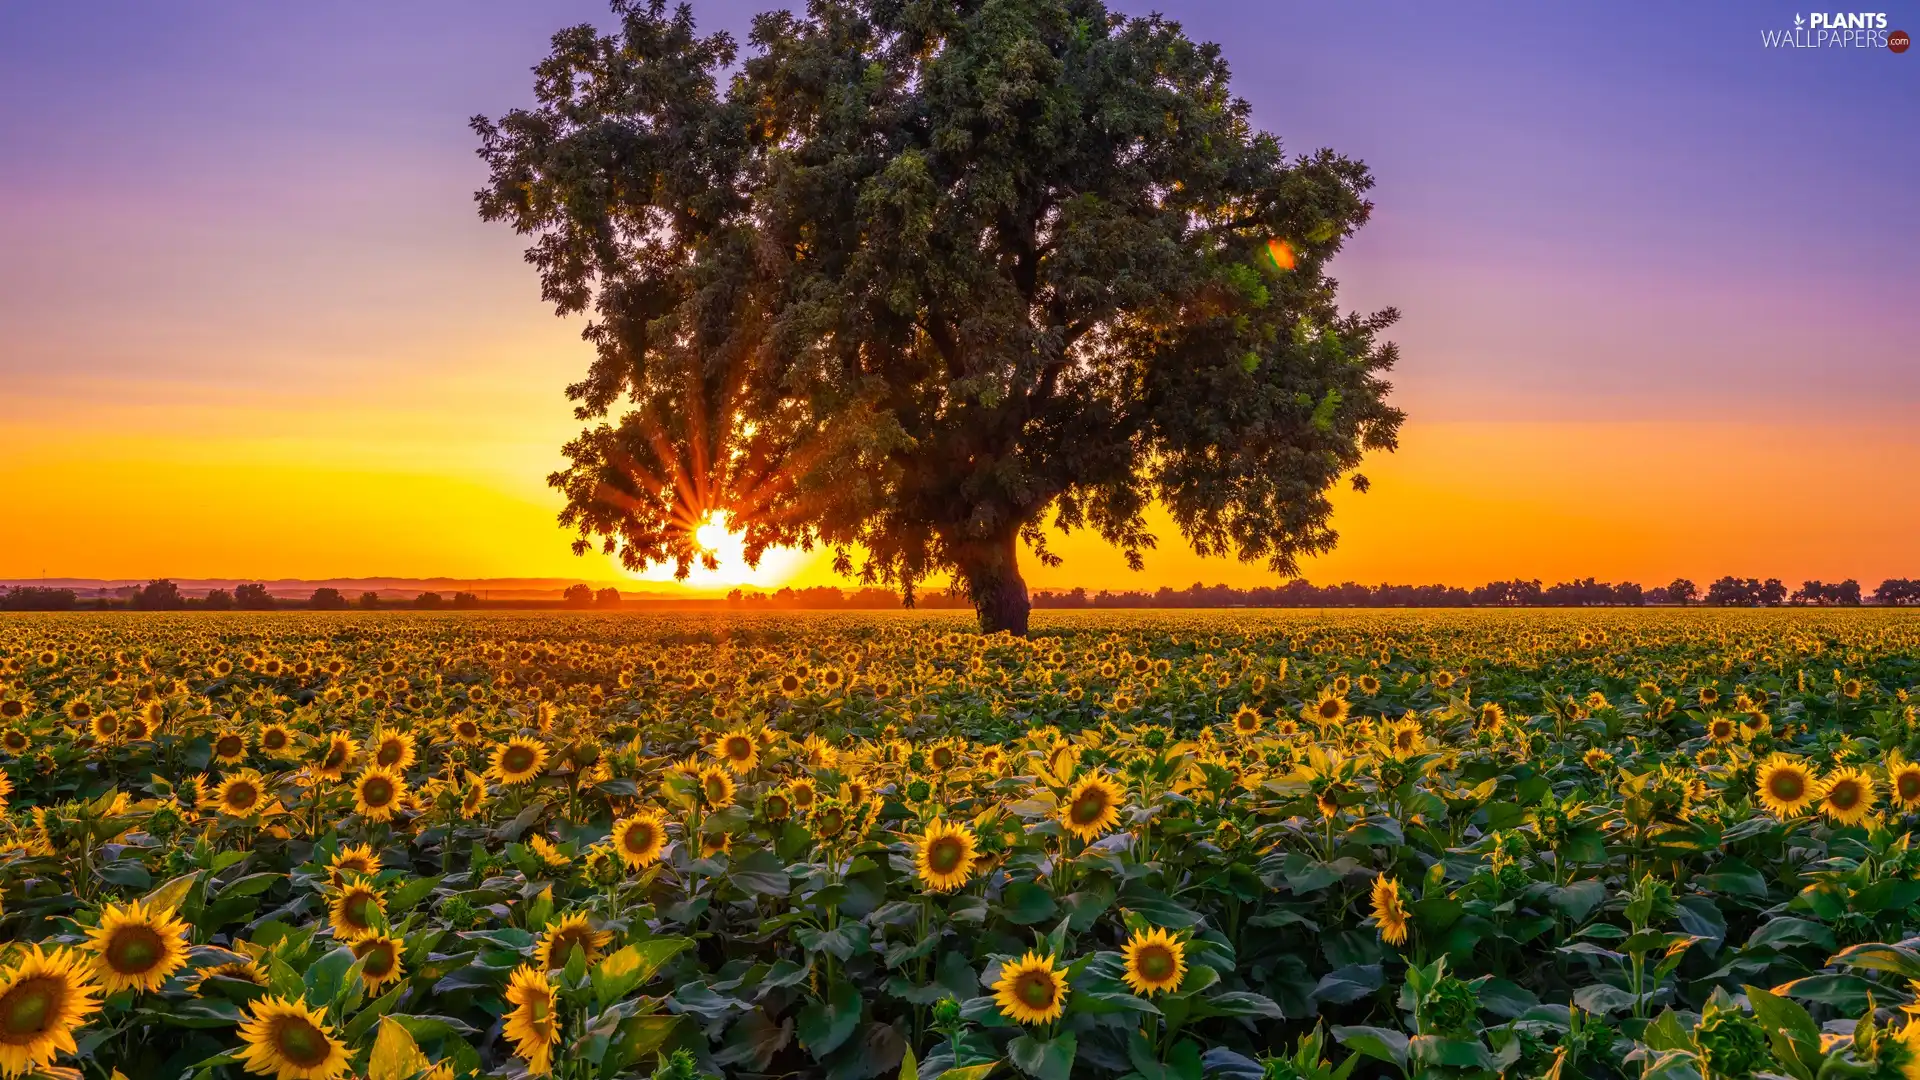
[0,577,696,601]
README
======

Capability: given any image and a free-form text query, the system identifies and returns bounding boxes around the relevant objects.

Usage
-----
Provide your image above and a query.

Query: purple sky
[3,1,1910,419]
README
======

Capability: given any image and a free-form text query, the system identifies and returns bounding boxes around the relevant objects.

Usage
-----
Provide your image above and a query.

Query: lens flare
[1265,237,1296,271]
[695,516,729,552]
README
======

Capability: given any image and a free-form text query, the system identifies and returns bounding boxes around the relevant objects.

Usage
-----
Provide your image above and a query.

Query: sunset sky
[2,2,1915,593]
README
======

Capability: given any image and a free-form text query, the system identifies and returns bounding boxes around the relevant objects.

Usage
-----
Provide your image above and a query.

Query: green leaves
[1829,941,1920,980]
[1010,1032,1078,1080]
[1744,984,1822,1079]
[1745,918,1836,952]
[797,980,863,1058]
[368,1018,429,1080]
[1331,1025,1408,1072]
[716,1010,793,1072]
[1312,964,1382,1005]
[592,937,691,1009]
[1547,879,1607,922]
[797,922,872,961]
[999,882,1058,926]
[301,945,359,1012]
[727,849,793,897]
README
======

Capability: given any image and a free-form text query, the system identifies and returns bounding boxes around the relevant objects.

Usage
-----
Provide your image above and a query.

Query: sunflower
[1043,740,1078,783]
[262,727,299,763]
[1230,706,1262,737]
[0,946,101,1077]
[929,741,958,771]
[761,788,793,822]
[810,798,849,840]
[85,898,190,994]
[1061,775,1123,842]
[368,728,416,770]
[88,711,121,742]
[213,770,269,818]
[1371,875,1411,946]
[311,734,356,782]
[0,729,28,755]
[211,729,249,765]
[1820,766,1877,825]
[1386,719,1424,756]
[712,730,759,775]
[1302,689,1350,730]
[1119,927,1187,996]
[1752,755,1815,817]
[236,995,350,1080]
[915,820,979,893]
[328,843,382,885]
[842,777,873,807]
[1894,1019,1920,1079]
[503,964,560,1075]
[528,835,571,869]
[786,778,818,812]
[452,717,484,744]
[327,880,385,942]
[1583,747,1613,772]
[992,951,1069,1025]
[460,771,488,817]
[1889,753,1920,811]
[698,766,736,808]
[195,957,269,990]
[1705,716,1738,745]
[799,734,838,770]
[490,737,548,786]
[349,933,405,990]
[351,766,407,823]
[611,810,668,869]
[535,913,611,971]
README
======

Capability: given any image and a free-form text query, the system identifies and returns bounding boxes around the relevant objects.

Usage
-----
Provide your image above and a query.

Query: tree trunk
[955,529,1031,636]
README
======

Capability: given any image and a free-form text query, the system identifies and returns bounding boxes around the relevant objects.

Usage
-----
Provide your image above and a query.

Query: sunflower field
[1,610,1919,1080]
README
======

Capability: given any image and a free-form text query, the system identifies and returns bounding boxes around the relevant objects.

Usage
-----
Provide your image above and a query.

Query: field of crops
[1,610,1919,1080]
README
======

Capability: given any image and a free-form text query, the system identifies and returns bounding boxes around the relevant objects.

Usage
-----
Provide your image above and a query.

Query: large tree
[475,0,1403,634]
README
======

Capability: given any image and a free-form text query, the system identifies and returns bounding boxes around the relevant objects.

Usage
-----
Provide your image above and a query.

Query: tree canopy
[474,0,1403,633]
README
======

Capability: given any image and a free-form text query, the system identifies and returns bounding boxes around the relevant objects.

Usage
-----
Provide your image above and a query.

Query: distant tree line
[729,576,1920,609]
[728,586,972,610]
[7,575,1920,612]
[0,581,624,611]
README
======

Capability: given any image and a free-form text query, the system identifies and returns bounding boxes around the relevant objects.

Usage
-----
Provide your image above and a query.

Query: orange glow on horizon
[6,412,1914,594]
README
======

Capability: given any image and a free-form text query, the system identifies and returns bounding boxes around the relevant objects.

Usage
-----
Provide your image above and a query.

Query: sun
[695,518,730,552]
[628,511,810,588]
